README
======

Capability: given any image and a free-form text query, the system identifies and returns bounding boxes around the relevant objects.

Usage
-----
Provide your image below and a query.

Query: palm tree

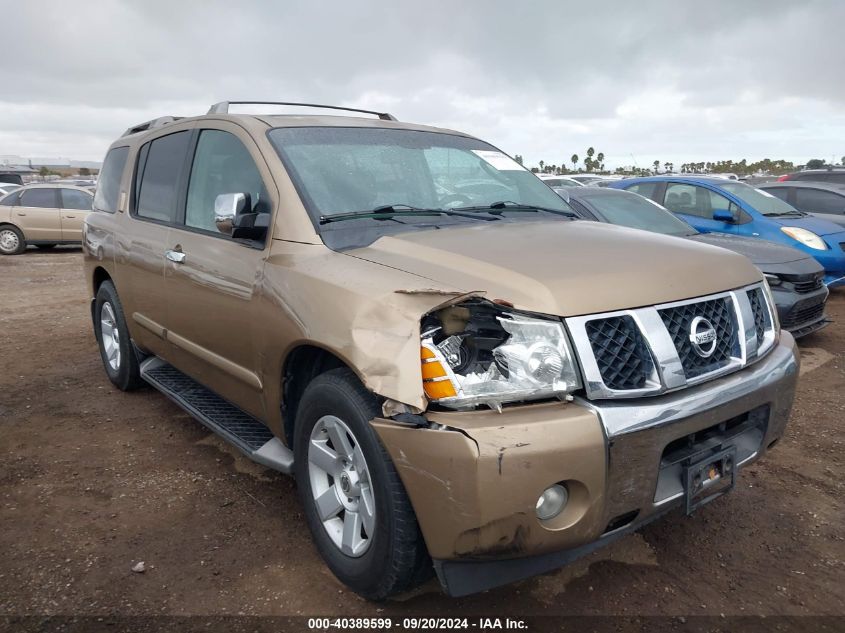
[571,154,578,171]
[539,160,544,173]
[653,160,660,174]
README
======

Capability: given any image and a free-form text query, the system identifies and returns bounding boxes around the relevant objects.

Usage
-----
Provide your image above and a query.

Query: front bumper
[772,282,829,337]
[371,332,799,596]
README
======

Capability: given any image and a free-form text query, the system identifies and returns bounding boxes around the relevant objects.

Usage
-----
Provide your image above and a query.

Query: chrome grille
[567,282,777,400]
[746,288,769,346]
[585,315,653,390]
[658,297,737,379]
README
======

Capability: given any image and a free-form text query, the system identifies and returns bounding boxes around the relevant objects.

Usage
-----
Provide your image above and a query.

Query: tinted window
[765,187,790,202]
[94,146,129,213]
[625,182,659,199]
[21,188,58,208]
[663,183,731,218]
[794,188,845,215]
[61,189,93,210]
[1,191,21,206]
[720,182,800,216]
[135,131,191,223]
[185,130,269,233]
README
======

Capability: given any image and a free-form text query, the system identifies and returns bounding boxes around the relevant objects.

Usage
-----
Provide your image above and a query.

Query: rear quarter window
[625,182,659,199]
[134,131,192,223]
[93,146,129,213]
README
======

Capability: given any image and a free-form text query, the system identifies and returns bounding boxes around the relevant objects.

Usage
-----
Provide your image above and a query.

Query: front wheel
[94,280,144,391]
[294,368,431,599]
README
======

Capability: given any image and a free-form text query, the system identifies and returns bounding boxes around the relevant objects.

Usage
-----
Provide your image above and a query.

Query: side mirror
[214,193,250,235]
[713,209,734,223]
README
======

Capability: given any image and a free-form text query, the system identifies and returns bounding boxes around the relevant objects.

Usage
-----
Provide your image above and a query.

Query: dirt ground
[1,248,843,625]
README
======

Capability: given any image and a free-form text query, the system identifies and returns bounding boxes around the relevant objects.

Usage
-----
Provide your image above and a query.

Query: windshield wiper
[451,201,579,219]
[320,204,498,224]
[763,210,806,217]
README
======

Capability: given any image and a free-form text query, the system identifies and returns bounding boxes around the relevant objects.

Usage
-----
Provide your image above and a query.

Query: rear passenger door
[163,124,275,418]
[15,188,62,242]
[58,188,93,242]
[124,127,195,357]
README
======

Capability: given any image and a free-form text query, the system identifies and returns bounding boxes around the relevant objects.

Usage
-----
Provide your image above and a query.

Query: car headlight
[764,273,782,286]
[781,226,828,250]
[420,300,581,411]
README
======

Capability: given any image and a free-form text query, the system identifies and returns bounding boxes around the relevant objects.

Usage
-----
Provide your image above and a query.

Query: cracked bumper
[371,332,799,594]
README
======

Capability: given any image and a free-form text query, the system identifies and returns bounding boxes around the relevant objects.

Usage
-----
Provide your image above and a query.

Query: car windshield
[586,193,697,236]
[720,182,802,216]
[268,127,571,222]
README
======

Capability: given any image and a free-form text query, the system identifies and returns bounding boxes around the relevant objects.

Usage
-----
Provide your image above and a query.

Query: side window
[663,184,731,219]
[626,182,658,199]
[135,131,192,223]
[1,191,21,206]
[61,189,93,210]
[20,188,58,209]
[185,130,270,233]
[795,188,845,215]
[93,146,129,213]
[766,188,790,202]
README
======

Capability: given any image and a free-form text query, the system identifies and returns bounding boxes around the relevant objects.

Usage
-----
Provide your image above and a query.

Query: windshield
[586,192,696,236]
[720,182,801,216]
[268,127,571,222]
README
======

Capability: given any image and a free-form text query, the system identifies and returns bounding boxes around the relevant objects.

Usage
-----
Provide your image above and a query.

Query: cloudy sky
[2,0,844,169]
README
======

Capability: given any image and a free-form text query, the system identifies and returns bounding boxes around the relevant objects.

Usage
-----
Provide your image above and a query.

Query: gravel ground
[0,248,842,628]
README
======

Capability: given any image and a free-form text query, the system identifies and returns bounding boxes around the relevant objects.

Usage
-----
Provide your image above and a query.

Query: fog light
[536,484,568,521]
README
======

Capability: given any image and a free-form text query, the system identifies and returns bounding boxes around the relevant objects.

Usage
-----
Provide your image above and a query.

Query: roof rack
[207,101,398,121]
[121,116,182,138]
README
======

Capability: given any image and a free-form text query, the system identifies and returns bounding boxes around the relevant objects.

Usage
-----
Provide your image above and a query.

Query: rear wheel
[94,281,144,391]
[0,226,25,255]
[294,368,431,599]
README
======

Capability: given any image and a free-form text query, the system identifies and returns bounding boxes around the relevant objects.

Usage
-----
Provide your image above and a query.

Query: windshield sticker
[472,150,525,171]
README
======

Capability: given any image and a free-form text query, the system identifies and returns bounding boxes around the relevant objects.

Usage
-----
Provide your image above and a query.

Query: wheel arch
[280,343,368,448]
[90,266,114,324]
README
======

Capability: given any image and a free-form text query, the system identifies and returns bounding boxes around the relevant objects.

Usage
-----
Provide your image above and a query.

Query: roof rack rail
[121,116,182,138]
[207,101,398,121]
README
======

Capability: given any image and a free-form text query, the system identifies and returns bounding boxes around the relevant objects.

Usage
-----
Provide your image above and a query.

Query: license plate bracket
[684,446,737,515]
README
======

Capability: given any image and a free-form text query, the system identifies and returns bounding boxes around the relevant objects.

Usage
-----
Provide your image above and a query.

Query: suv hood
[346,220,762,317]
[687,233,822,275]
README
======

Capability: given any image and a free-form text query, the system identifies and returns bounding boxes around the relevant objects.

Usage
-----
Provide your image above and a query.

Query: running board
[140,357,294,474]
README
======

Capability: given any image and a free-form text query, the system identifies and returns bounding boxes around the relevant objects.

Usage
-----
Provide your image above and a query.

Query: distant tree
[514,154,523,165]
[653,160,660,174]
[806,158,825,169]
[39,166,49,179]
[841,155,845,166]
[571,154,578,171]
[596,152,605,170]
[585,147,595,172]
[79,167,91,176]
[539,160,545,173]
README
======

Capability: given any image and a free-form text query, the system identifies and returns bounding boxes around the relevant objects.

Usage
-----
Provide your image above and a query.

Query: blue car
[610,176,845,287]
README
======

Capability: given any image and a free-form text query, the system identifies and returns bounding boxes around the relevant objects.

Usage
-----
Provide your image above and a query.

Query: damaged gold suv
[84,101,799,599]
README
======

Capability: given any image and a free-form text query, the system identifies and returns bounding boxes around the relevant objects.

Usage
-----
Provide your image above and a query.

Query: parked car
[558,187,829,337]
[610,176,845,287]
[563,174,606,185]
[538,174,583,187]
[759,181,845,228]
[0,184,93,254]
[778,166,845,185]
[0,182,22,195]
[84,100,798,599]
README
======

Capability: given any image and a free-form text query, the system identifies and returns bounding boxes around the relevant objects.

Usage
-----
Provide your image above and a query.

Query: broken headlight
[420,300,581,411]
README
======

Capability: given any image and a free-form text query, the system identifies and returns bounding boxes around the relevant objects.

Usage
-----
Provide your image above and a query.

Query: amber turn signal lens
[423,378,457,399]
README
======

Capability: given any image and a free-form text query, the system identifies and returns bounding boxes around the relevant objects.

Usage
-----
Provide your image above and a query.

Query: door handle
[16,212,26,216]
[65,215,76,219]
[165,249,186,264]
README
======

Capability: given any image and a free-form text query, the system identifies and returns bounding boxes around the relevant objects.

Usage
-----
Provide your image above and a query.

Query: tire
[0,226,26,255]
[294,368,431,600]
[36,244,57,250]
[94,280,144,391]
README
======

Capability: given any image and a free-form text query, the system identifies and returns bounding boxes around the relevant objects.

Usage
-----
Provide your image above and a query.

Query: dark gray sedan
[759,181,845,228]
[557,187,830,338]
